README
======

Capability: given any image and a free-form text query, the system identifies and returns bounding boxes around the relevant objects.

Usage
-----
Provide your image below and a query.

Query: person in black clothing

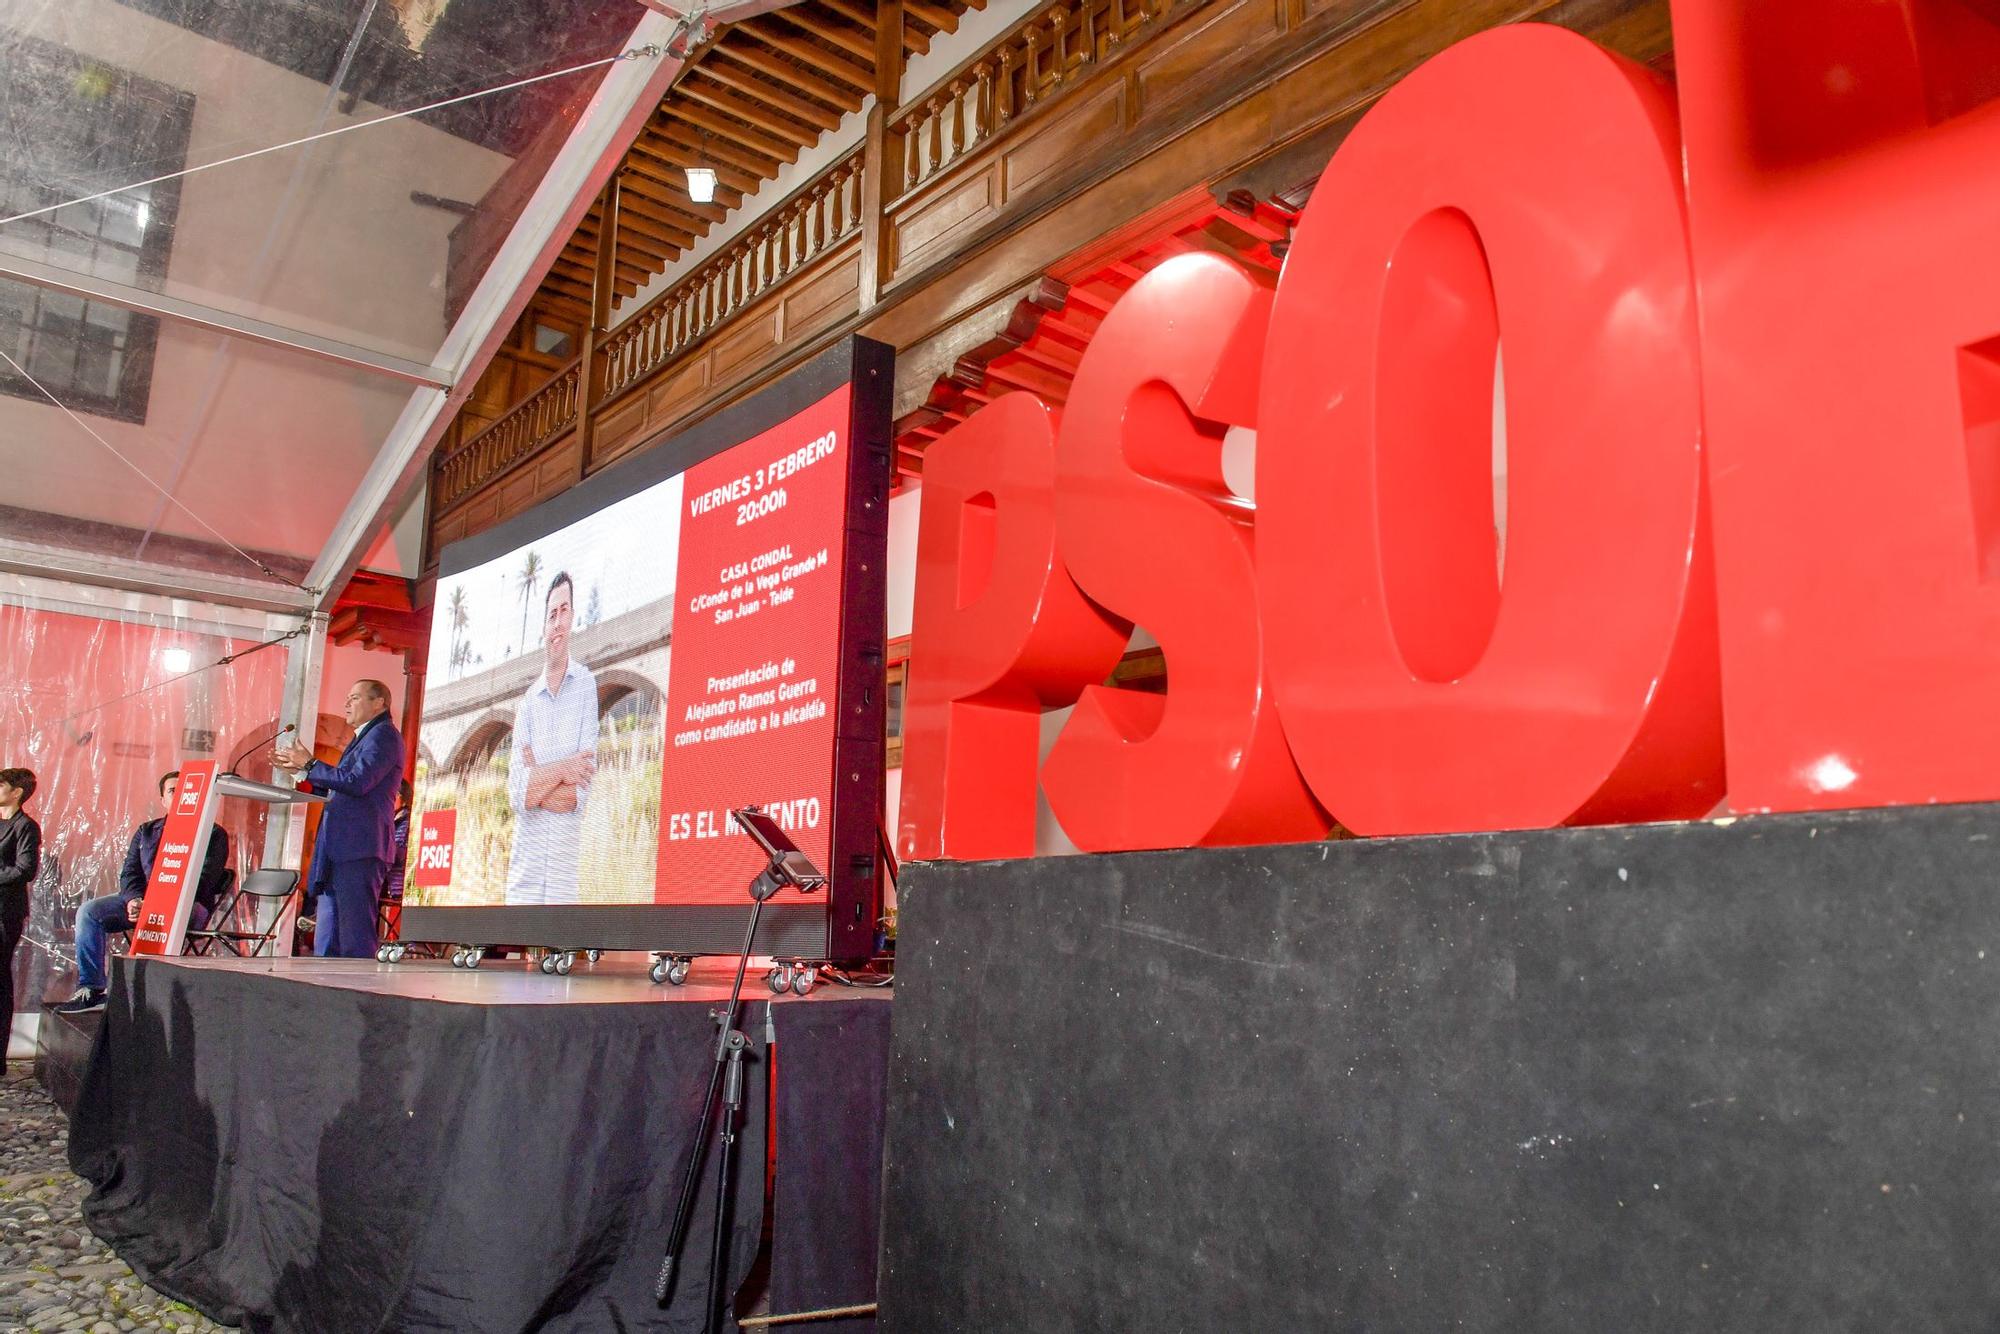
[54,770,230,1014]
[0,767,41,1054]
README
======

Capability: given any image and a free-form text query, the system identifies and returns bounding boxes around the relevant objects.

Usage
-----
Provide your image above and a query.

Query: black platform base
[68,956,890,1334]
[880,804,2000,1332]
[34,1005,99,1116]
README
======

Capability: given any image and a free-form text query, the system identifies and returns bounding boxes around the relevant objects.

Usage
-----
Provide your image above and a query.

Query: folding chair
[182,868,300,958]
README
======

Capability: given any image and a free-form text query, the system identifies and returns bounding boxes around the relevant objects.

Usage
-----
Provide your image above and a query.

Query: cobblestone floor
[0,1061,226,1333]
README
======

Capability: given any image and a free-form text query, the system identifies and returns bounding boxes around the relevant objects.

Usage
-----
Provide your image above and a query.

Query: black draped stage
[880,803,2000,1332]
[65,956,890,1333]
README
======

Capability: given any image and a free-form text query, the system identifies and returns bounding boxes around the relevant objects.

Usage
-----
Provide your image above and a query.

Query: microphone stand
[656,809,824,1333]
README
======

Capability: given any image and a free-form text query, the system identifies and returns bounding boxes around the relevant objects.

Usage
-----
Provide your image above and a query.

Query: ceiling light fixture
[685,165,717,204]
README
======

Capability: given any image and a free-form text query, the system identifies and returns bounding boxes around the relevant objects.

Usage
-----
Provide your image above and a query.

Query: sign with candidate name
[132,760,220,956]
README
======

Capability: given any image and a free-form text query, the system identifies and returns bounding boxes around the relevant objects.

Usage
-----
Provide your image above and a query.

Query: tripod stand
[656,808,826,1332]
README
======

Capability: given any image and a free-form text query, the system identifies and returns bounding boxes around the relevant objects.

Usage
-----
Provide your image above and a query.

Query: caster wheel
[766,965,788,994]
[466,948,483,969]
[376,945,390,963]
[649,959,669,985]
[792,966,817,997]
[451,947,466,968]
[555,952,574,977]
[390,944,407,963]
[586,950,602,965]
[668,960,691,986]
[539,953,556,975]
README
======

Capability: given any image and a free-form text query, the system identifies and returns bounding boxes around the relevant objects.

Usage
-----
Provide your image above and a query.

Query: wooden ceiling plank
[667,103,798,167]
[597,191,703,245]
[772,7,877,62]
[576,220,679,264]
[577,214,688,259]
[736,20,874,92]
[616,173,725,232]
[823,0,930,54]
[692,62,849,131]
[631,137,760,197]
[677,81,828,145]
[906,0,959,33]
[617,160,733,221]
[710,38,865,109]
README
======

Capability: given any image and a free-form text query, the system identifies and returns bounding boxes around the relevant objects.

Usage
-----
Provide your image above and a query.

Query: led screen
[404,340,890,958]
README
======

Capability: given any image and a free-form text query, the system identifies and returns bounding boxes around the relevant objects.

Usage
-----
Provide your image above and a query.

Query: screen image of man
[505,572,601,906]
[55,770,230,1013]
[274,680,403,957]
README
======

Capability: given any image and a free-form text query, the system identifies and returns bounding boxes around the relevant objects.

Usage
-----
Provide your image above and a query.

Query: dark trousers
[1,887,26,1055]
[312,858,386,959]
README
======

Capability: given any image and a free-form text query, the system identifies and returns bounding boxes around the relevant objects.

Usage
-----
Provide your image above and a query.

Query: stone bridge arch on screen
[420,601,672,779]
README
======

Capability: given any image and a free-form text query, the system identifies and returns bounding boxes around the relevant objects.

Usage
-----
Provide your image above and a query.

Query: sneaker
[51,987,105,1014]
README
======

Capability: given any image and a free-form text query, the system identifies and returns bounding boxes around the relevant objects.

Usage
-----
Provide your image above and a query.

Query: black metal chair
[183,868,300,958]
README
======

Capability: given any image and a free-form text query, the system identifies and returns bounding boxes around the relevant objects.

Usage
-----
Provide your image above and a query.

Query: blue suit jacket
[303,714,404,880]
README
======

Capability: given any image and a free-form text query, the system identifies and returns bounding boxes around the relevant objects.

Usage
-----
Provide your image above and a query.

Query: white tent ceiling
[0,0,688,615]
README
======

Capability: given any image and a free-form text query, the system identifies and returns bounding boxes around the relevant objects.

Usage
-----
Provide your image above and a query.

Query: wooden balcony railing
[435,0,1189,520]
[890,0,1178,196]
[432,360,579,510]
[599,151,866,405]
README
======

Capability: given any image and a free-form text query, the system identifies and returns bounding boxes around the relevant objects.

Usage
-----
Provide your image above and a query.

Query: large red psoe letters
[900,2,2000,860]
[1259,24,1722,836]
[1672,0,2000,812]
[1044,254,1328,850]
[900,393,1129,860]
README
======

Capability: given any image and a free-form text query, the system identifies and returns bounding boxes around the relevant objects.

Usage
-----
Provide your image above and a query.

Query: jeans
[75,893,208,992]
[1,886,25,1053]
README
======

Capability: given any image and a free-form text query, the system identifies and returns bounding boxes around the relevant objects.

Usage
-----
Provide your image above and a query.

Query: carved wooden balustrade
[890,0,1178,194]
[434,0,1665,531]
[598,151,866,404]
[432,360,579,510]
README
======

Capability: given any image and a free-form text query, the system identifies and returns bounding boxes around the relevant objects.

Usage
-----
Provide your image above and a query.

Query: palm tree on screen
[516,550,543,656]
[447,586,469,679]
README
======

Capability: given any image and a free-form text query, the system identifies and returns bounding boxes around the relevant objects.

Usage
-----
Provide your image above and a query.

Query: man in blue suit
[274,679,403,958]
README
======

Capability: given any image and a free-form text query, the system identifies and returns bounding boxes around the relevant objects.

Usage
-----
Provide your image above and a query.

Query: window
[885,638,910,768]
[0,41,193,423]
[532,321,576,360]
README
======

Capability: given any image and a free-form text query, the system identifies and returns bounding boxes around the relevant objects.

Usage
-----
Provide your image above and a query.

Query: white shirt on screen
[505,658,601,906]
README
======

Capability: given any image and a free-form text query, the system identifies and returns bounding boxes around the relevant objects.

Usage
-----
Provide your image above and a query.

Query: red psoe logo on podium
[133,761,218,957]
[412,810,457,888]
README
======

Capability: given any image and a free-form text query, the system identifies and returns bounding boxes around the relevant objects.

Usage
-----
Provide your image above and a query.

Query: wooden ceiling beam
[575,222,678,269]
[671,103,803,165]
[906,0,960,33]
[619,157,737,218]
[554,253,652,289]
[736,20,874,92]
[593,193,701,247]
[631,137,762,197]
[823,0,929,54]
[656,109,788,171]
[575,215,684,263]
[615,174,723,233]
[710,39,865,109]
[527,290,591,323]
[677,81,829,145]
[691,62,849,131]
[771,7,877,63]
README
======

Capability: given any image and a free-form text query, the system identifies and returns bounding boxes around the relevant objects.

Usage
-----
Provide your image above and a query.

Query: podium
[132,762,325,957]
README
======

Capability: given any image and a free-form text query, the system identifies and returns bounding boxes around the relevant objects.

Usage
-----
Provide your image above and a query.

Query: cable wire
[0,345,307,588]
[0,621,310,753]
[0,45,666,232]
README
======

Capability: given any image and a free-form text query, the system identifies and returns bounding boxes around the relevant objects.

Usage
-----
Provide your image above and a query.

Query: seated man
[54,770,230,1013]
